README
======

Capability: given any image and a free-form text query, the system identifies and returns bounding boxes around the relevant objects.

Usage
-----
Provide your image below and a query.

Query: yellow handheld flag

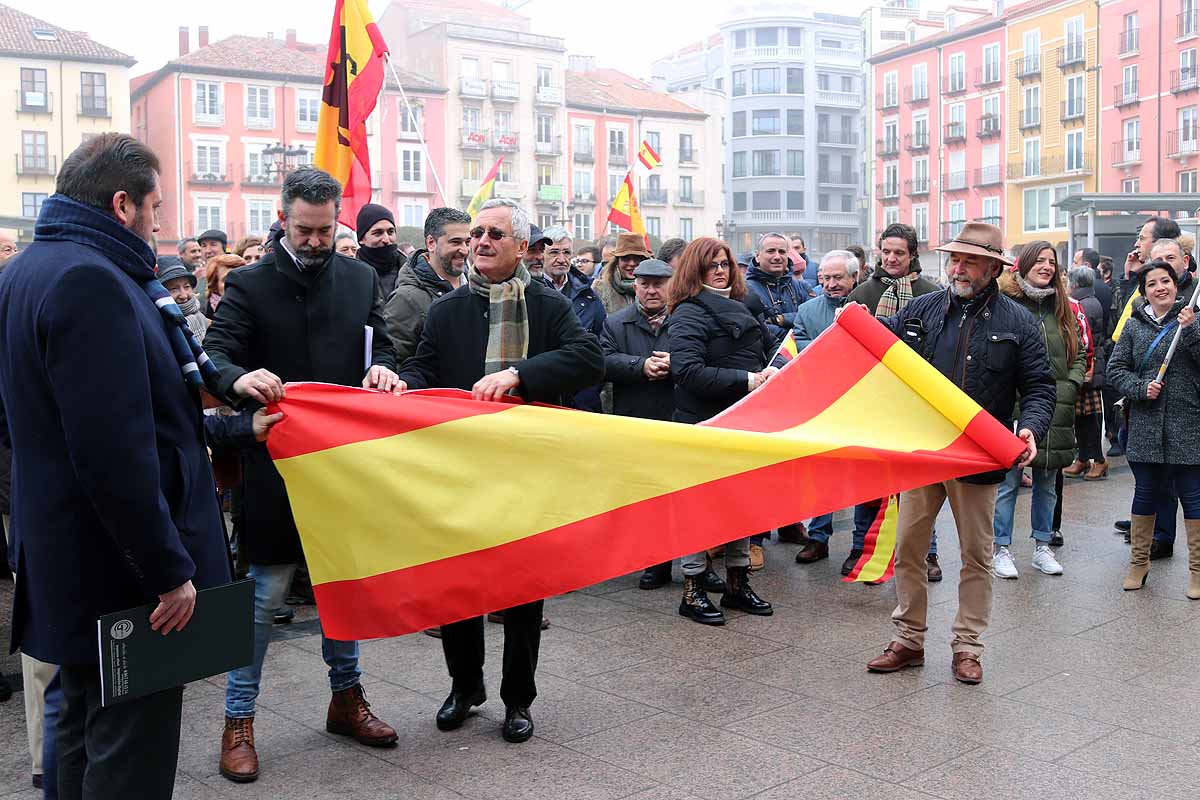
[466,157,504,221]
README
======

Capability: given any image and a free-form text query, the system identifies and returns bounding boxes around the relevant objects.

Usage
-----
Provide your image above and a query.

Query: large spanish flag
[266,304,1023,640]
[315,0,388,229]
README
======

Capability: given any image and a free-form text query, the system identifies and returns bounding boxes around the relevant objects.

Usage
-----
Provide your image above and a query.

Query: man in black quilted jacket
[863,222,1055,686]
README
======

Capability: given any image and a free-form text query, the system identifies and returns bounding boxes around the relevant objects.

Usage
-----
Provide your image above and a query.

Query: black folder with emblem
[96,578,255,706]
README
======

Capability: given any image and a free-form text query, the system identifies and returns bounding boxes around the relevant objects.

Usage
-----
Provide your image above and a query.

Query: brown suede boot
[1123,514,1156,591]
[219,716,259,783]
[326,685,398,747]
[1186,519,1200,600]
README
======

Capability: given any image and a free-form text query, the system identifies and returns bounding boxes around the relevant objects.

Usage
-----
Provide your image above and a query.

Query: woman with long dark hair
[667,237,775,626]
[992,241,1085,579]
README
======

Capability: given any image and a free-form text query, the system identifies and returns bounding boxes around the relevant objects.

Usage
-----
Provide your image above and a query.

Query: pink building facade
[131,27,446,251]
[871,16,1006,257]
[1100,0,1200,194]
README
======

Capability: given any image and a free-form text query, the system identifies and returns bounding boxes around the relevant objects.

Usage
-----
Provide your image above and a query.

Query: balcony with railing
[877,136,900,157]
[493,181,523,199]
[1119,27,1139,55]
[818,130,859,147]
[676,189,704,206]
[974,65,1002,88]
[942,171,969,191]
[877,91,899,110]
[16,88,52,114]
[77,94,110,118]
[877,181,899,200]
[1020,106,1041,130]
[535,85,563,106]
[391,171,428,194]
[1015,54,1040,80]
[1166,127,1199,157]
[15,153,57,177]
[491,130,519,151]
[732,210,810,226]
[679,148,699,165]
[944,122,966,144]
[974,165,1002,187]
[818,171,858,186]
[572,188,596,203]
[730,45,806,60]
[642,188,668,206]
[816,89,861,107]
[1060,99,1086,124]
[977,114,1001,138]
[608,148,629,168]
[1180,9,1198,39]
[905,177,930,197]
[1112,140,1142,167]
[942,220,967,241]
[573,145,594,164]
[1115,81,1140,108]
[1057,39,1086,70]
[815,45,861,61]
[240,167,282,188]
[817,211,861,227]
[535,184,563,204]
[459,76,487,97]
[975,215,1002,228]
[941,74,967,96]
[461,128,488,149]
[491,80,520,102]
[534,135,562,156]
[904,83,929,106]
[904,132,930,152]
[186,161,232,185]
[1005,152,1093,180]
[1171,68,1198,94]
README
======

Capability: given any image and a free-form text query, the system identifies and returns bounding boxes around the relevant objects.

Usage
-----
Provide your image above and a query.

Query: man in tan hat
[593,232,652,314]
[863,222,1056,685]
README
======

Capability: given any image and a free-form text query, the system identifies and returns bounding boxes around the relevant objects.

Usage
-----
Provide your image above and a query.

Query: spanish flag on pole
[266,305,1024,640]
[466,156,504,221]
[607,140,661,246]
[315,0,387,229]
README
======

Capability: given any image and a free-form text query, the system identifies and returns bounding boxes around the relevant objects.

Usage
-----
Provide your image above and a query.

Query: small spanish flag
[314,0,388,229]
[773,330,799,364]
[842,495,900,584]
[637,140,663,171]
[466,156,504,221]
[266,305,1023,640]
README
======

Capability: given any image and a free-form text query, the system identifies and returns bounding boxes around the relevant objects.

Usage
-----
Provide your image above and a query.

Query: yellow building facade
[1005,0,1099,251]
[0,7,134,240]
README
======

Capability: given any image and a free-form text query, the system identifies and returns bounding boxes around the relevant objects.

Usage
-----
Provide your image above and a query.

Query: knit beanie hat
[356,203,395,242]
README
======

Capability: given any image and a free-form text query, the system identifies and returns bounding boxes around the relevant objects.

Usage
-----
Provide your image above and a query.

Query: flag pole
[1153,277,1200,382]
[385,54,447,206]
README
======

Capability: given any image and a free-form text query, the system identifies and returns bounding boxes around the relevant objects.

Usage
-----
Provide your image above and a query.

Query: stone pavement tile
[1059,729,1200,800]
[566,712,824,800]
[544,592,649,633]
[727,698,978,783]
[716,646,937,711]
[1,790,40,800]
[1129,656,1200,695]
[535,626,660,681]
[1071,615,1200,658]
[451,746,653,800]
[723,606,904,659]
[878,683,1116,761]
[1006,671,1200,742]
[903,745,1162,800]
[982,627,1164,683]
[580,657,802,724]
[0,692,34,796]
[616,786,707,800]
[577,573,642,596]
[586,585,685,617]
[591,615,786,667]
[475,672,661,743]
[357,631,503,698]
[172,772,236,800]
[1041,581,1198,623]
[752,765,948,800]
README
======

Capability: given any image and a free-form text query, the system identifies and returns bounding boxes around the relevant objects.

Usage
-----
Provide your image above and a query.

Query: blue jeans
[43,669,62,800]
[804,513,834,543]
[847,499,938,555]
[993,465,1056,546]
[1129,462,1200,519]
[224,563,361,718]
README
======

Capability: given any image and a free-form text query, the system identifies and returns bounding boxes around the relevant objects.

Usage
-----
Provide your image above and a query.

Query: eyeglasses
[706,261,732,272]
[469,227,513,242]
[575,257,594,264]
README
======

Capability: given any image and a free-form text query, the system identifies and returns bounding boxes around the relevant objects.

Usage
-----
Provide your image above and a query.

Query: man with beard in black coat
[204,168,402,784]
[355,203,402,299]
[397,197,604,744]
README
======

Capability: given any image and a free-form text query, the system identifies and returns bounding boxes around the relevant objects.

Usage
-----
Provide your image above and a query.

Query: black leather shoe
[1150,541,1174,560]
[841,549,863,576]
[679,575,725,625]
[502,706,534,743]
[272,607,295,625]
[701,567,726,594]
[776,523,810,544]
[639,562,672,590]
[795,541,829,564]
[436,687,486,731]
[720,566,773,616]
[1115,519,1131,532]
[1049,531,1064,547]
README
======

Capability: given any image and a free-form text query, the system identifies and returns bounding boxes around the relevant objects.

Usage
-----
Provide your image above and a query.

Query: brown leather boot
[326,685,398,747]
[866,642,924,673]
[1186,519,1200,600]
[219,716,259,783]
[951,652,983,684]
[1123,514,1156,591]
[1062,459,1089,478]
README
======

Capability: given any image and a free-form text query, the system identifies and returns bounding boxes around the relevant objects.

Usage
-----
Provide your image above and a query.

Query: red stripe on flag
[311,437,992,640]
[843,496,895,583]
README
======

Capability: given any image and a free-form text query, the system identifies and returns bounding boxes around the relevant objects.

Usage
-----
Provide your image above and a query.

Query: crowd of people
[0,133,1198,800]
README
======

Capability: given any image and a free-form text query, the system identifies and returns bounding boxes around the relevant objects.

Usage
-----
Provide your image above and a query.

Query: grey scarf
[1017,274,1057,301]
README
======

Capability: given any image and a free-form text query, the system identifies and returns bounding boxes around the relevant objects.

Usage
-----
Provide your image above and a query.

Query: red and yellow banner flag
[315,0,388,229]
[606,171,645,237]
[466,156,504,221]
[637,140,662,171]
[843,495,899,584]
[266,305,1023,640]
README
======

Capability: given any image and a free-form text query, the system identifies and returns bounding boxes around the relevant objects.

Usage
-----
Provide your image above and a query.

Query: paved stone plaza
[3,462,1199,799]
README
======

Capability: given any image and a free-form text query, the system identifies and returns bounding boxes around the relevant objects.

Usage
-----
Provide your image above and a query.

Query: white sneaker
[993,546,1018,579]
[1032,544,1064,575]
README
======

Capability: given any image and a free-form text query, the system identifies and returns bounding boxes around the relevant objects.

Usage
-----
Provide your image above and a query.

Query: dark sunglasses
[470,227,513,242]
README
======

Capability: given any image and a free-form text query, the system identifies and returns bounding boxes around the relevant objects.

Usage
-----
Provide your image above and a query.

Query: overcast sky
[13,0,867,81]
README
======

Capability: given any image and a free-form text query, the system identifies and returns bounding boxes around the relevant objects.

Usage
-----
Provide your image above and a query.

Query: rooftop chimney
[199,26,209,48]
[178,26,189,57]
[286,28,297,49]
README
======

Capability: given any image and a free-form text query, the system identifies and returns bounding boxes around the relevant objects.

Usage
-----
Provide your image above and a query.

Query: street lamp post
[261,141,310,181]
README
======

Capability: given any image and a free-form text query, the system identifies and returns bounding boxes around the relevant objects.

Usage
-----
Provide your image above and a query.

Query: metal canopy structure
[1055,193,1200,262]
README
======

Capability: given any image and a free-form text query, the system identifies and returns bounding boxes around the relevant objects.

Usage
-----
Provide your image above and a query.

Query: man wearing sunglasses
[397,198,603,744]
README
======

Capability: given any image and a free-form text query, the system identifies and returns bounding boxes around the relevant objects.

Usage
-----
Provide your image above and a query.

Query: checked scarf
[875,271,917,319]
[33,195,223,395]
[468,262,532,376]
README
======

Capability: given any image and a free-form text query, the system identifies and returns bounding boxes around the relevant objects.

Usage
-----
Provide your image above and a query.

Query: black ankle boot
[678,575,725,625]
[720,566,773,616]
[701,566,726,593]
[638,562,672,590]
